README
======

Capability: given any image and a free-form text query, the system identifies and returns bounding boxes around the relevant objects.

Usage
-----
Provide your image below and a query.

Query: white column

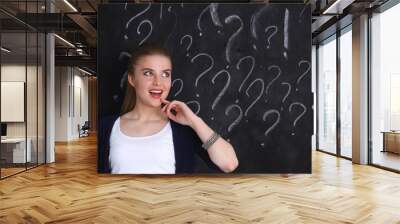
[46,1,55,163]
[352,14,369,164]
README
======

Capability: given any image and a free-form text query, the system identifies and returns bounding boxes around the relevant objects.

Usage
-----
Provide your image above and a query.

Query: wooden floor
[1,167,26,178]
[1,135,400,223]
[1,163,44,178]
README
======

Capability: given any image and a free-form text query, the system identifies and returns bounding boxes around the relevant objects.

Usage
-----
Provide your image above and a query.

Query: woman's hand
[160,98,198,127]
[161,98,239,173]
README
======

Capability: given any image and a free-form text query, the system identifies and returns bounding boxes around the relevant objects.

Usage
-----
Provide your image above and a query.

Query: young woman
[99,42,239,174]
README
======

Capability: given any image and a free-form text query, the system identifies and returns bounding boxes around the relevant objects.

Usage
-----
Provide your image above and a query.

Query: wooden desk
[381,131,400,154]
[1,138,31,163]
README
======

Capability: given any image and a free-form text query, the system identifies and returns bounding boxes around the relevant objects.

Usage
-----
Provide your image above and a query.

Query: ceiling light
[1,47,11,53]
[78,67,92,76]
[54,34,75,48]
[322,0,346,15]
[322,0,356,15]
[63,0,78,12]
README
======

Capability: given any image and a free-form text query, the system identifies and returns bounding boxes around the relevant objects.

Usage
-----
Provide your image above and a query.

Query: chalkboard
[98,3,312,173]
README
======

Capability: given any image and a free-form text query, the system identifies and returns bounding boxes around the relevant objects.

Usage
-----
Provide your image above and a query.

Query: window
[317,36,337,154]
[339,27,352,158]
[370,2,400,171]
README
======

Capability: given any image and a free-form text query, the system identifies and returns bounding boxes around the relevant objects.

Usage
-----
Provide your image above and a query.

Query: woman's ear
[127,73,135,87]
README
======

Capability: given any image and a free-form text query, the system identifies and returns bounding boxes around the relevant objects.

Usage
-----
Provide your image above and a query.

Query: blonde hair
[120,42,172,115]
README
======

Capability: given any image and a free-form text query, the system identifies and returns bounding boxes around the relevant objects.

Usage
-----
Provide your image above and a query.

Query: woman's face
[128,54,172,108]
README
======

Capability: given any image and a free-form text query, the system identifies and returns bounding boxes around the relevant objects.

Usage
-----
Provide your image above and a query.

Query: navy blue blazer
[97,115,220,173]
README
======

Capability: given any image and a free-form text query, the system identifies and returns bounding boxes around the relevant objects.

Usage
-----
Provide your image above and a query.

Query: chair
[78,121,90,138]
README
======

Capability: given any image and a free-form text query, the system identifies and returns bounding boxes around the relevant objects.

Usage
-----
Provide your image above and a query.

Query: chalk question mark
[224,14,243,67]
[244,78,265,117]
[186,100,201,115]
[171,78,183,97]
[236,55,255,95]
[250,4,270,39]
[289,102,307,135]
[225,104,243,133]
[180,34,193,57]
[136,19,153,46]
[280,82,291,111]
[190,53,214,97]
[264,65,282,103]
[250,4,271,50]
[296,60,311,91]
[197,3,223,36]
[211,69,231,110]
[262,109,280,138]
[124,3,151,40]
[264,25,278,49]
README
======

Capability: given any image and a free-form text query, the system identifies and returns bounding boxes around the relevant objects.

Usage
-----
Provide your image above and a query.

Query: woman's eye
[144,71,152,76]
[162,72,170,78]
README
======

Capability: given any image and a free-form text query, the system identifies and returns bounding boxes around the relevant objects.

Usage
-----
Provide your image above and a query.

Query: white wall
[54,66,89,141]
[55,67,69,141]
[72,72,89,138]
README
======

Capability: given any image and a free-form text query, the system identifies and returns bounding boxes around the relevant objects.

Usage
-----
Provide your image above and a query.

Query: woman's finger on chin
[161,98,170,104]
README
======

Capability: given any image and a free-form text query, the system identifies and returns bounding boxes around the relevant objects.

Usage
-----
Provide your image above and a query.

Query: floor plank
[1,135,400,223]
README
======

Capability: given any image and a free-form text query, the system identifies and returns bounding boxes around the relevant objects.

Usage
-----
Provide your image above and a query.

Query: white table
[1,138,31,163]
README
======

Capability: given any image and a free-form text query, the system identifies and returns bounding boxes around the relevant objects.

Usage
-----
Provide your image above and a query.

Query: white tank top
[109,117,176,174]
